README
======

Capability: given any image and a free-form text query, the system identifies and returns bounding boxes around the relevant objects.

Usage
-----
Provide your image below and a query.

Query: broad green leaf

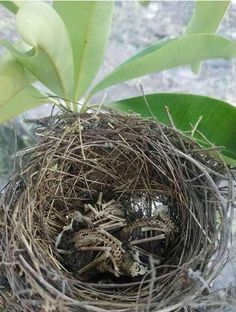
[53,1,114,101]
[107,93,236,166]
[139,0,151,7]
[0,1,20,14]
[0,51,31,107]
[89,34,236,98]
[186,1,230,34]
[186,0,230,72]
[7,2,74,99]
[0,85,47,124]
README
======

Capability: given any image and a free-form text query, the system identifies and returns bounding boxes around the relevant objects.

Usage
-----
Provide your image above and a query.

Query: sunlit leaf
[0,51,31,107]
[0,1,20,14]
[138,0,151,7]
[89,34,236,98]
[0,85,47,124]
[107,93,236,166]
[4,2,74,99]
[186,0,230,72]
[53,1,114,101]
[186,1,230,35]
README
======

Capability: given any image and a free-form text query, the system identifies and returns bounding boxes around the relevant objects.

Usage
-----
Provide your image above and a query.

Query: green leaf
[7,2,74,99]
[0,1,20,14]
[139,0,151,7]
[0,50,31,107]
[186,1,230,34]
[186,0,230,72]
[89,34,236,98]
[107,93,236,166]
[0,85,47,124]
[53,1,114,101]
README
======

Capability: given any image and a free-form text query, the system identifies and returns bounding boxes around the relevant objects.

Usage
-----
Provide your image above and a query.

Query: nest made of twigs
[0,112,233,312]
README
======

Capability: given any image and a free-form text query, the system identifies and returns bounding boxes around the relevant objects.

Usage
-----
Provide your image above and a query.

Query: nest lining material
[0,112,233,312]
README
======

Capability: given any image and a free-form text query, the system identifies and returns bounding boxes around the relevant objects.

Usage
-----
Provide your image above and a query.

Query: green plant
[0,1,236,165]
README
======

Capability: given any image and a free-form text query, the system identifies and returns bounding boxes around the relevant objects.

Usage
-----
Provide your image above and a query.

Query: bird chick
[72,228,148,277]
[121,251,148,277]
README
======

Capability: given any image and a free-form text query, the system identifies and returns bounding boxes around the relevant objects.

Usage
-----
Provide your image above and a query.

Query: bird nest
[0,112,233,312]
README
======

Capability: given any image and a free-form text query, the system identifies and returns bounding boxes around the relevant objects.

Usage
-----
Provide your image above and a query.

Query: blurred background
[0,0,235,298]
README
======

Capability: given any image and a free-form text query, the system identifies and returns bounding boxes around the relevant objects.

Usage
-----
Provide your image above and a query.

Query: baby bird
[117,210,178,262]
[72,228,148,277]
